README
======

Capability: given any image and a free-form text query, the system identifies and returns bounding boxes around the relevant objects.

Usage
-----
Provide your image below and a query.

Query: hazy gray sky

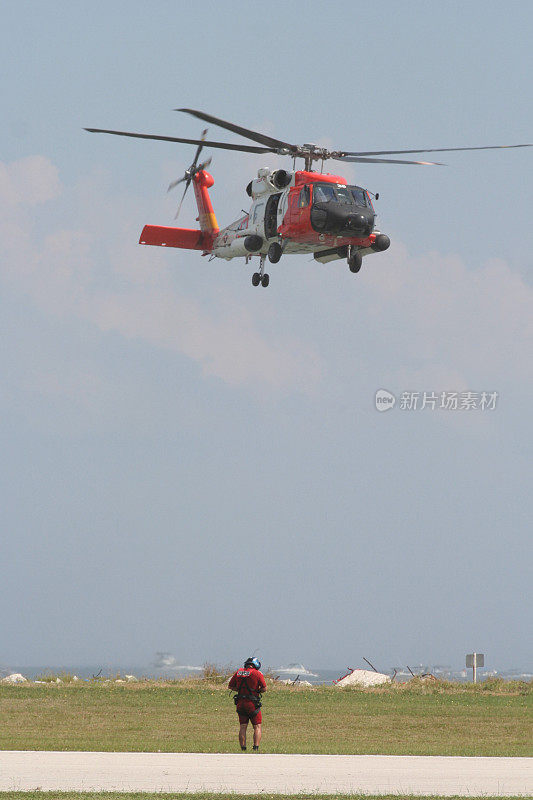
[1,0,532,672]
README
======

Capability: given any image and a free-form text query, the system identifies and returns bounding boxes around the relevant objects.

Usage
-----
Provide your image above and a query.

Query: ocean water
[2,662,531,684]
[0,663,341,685]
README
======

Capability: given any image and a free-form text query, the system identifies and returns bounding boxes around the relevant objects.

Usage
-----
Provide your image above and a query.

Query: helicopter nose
[351,213,368,228]
[311,203,374,236]
[344,212,373,235]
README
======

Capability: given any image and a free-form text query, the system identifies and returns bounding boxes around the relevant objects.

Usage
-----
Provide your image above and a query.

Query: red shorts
[236,699,262,725]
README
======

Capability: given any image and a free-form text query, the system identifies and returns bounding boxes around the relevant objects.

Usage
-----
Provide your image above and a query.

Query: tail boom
[193,170,219,234]
[139,169,219,252]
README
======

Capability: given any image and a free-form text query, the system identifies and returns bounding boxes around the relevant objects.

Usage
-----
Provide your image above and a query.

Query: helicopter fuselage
[139,166,391,283]
[211,168,385,261]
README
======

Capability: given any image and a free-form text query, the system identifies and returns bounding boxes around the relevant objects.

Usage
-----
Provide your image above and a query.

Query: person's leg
[252,723,261,749]
[239,721,248,749]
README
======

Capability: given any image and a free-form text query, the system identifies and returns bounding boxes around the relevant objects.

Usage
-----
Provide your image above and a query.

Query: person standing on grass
[228,657,267,751]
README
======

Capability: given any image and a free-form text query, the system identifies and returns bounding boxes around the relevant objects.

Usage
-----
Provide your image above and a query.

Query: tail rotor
[167,129,212,219]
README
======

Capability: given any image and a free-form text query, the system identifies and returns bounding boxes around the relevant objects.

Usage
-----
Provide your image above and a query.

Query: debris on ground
[1,673,28,684]
[334,668,391,687]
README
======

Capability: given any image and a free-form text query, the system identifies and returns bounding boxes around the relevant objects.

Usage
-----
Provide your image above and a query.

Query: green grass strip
[0,794,529,800]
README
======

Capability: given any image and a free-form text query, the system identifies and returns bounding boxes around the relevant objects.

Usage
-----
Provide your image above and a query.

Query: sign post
[466,652,484,683]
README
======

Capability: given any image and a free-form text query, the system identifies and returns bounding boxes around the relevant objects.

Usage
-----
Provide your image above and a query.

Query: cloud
[90,284,322,390]
[0,156,323,396]
[359,242,533,387]
[1,154,531,422]
[0,155,61,206]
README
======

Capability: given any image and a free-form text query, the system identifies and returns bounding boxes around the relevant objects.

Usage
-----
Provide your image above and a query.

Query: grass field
[1,678,531,757]
[0,794,529,800]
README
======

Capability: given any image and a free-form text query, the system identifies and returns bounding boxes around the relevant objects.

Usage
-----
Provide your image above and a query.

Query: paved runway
[1,751,531,796]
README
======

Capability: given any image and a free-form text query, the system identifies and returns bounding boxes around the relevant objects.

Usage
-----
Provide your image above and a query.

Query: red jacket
[228,667,266,700]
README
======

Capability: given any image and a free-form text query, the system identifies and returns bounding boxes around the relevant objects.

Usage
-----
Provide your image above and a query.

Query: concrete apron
[1,751,532,796]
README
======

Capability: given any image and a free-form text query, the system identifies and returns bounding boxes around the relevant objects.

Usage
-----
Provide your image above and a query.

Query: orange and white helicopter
[86,109,532,287]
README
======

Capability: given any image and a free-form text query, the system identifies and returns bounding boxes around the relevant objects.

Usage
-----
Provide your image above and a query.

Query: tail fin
[139,169,219,253]
[193,170,219,235]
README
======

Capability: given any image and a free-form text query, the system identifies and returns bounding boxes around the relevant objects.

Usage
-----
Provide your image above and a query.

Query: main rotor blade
[336,155,445,165]
[176,108,295,151]
[85,128,274,154]
[342,143,533,157]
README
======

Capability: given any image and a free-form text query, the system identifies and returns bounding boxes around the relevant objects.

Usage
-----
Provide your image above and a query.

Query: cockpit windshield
[313,183,370,208]
[336,186,354,204]
[313,184,336,203]
[350,187,368,207]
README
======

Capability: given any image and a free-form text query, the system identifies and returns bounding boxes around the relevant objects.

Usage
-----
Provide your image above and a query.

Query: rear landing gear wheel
[348,251,363,273]
[251,255,269,287]
[268,242,282,263]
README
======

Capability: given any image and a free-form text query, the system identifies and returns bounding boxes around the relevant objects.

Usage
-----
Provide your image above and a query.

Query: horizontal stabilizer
[139,225,208,250]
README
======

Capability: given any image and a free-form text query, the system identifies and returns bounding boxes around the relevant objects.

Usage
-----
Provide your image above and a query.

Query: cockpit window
[299,185,310,207]
[335,186,353,205]
[313,184,336,203]
[312,182,373,209]
[349,187,368,207]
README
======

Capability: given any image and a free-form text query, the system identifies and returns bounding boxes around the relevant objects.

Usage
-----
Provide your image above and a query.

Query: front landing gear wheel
[252,272,261,287]
[261,273,270,287]
[268,242,282,263]
[348,251,363,273]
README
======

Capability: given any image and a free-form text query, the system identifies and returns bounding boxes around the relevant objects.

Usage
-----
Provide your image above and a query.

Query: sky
[1,1,532,673]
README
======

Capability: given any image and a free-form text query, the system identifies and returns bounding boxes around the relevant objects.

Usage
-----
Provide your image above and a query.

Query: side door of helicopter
[295,184,311,238]
[264,193,282,239]
[249,200,265,239]
[279,184,311,239]
[277,188,290,232]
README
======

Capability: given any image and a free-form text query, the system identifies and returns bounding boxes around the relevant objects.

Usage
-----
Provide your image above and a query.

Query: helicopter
[86,109,532,287]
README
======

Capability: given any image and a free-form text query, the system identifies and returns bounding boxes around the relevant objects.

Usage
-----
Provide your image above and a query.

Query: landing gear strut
[348,247,362,274]
[252,255,270,288]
